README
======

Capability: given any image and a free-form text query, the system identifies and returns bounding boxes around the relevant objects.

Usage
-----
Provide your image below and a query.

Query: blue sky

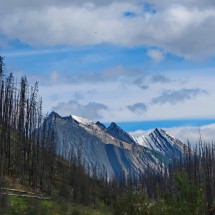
[1,0,215,131]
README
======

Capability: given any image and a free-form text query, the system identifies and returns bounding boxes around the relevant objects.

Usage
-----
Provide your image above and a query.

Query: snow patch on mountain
[130,124,215,146]
[72,114,93,126]
[132,128,185,157]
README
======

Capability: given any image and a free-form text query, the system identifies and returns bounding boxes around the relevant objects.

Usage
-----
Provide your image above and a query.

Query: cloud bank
[52,100,108,120]
[1,1,215,59]
[127,102,147,113]
[152,88,207,105]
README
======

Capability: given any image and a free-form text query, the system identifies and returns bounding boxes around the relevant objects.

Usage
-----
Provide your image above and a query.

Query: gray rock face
[96,121,106,130]
[132,128,186,161]
[107,122,137,145]
[47,112,185,179]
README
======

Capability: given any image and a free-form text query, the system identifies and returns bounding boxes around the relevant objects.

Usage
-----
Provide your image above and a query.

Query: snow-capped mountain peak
[132,128,185,156]
[46,112,186,178]
[71,115,93,126]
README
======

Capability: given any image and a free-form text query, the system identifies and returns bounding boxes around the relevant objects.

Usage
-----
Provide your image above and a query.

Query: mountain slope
[132,128,185,158]
[48,112,161,179]
[107,122,137,145]
[47,112,186,178]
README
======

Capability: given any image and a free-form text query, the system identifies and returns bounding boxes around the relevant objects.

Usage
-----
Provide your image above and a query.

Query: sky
[1,0,215,135]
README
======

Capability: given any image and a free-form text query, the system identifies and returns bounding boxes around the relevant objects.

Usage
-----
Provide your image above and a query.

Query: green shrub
[114,171,206,215]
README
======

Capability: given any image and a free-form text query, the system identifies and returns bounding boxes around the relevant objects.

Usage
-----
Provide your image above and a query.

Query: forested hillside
[0,56,117,214]
[1,56,215,215]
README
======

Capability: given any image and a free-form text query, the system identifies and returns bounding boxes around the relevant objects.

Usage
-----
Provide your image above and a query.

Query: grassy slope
[4,196,112,215]
[0,178,112,215]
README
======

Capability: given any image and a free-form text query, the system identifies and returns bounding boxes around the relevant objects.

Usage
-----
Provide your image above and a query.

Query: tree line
[0,56,120,211]
[115,141,215,215]
[0,56,55,190]
[1,56,215,215]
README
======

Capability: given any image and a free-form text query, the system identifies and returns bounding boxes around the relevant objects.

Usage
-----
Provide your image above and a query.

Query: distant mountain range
[47,112,186,179]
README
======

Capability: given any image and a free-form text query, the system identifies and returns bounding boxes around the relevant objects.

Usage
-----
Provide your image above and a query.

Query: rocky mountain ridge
[47,112,186,179]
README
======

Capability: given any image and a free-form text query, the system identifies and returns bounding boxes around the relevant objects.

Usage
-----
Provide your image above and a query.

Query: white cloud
[150,0,215,10]
[127,102,147,113]
[21,66,215,122]
[38,66,172,89]
[150,74,170,83]
[152,88,208,105]
[52,100,108,120]
[1,2,215,59]
[147,49,165,62]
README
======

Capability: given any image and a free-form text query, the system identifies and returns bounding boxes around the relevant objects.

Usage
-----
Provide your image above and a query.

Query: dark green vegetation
[115,171,206,215]
[0,195,112,215]
[1,56,215,214]
[0,56,115,214]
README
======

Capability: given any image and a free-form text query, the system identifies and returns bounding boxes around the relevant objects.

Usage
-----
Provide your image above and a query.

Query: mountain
[107,122,137,145]
[96,121,106,130]
[132,128,185,158]
[47,112,186,179]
